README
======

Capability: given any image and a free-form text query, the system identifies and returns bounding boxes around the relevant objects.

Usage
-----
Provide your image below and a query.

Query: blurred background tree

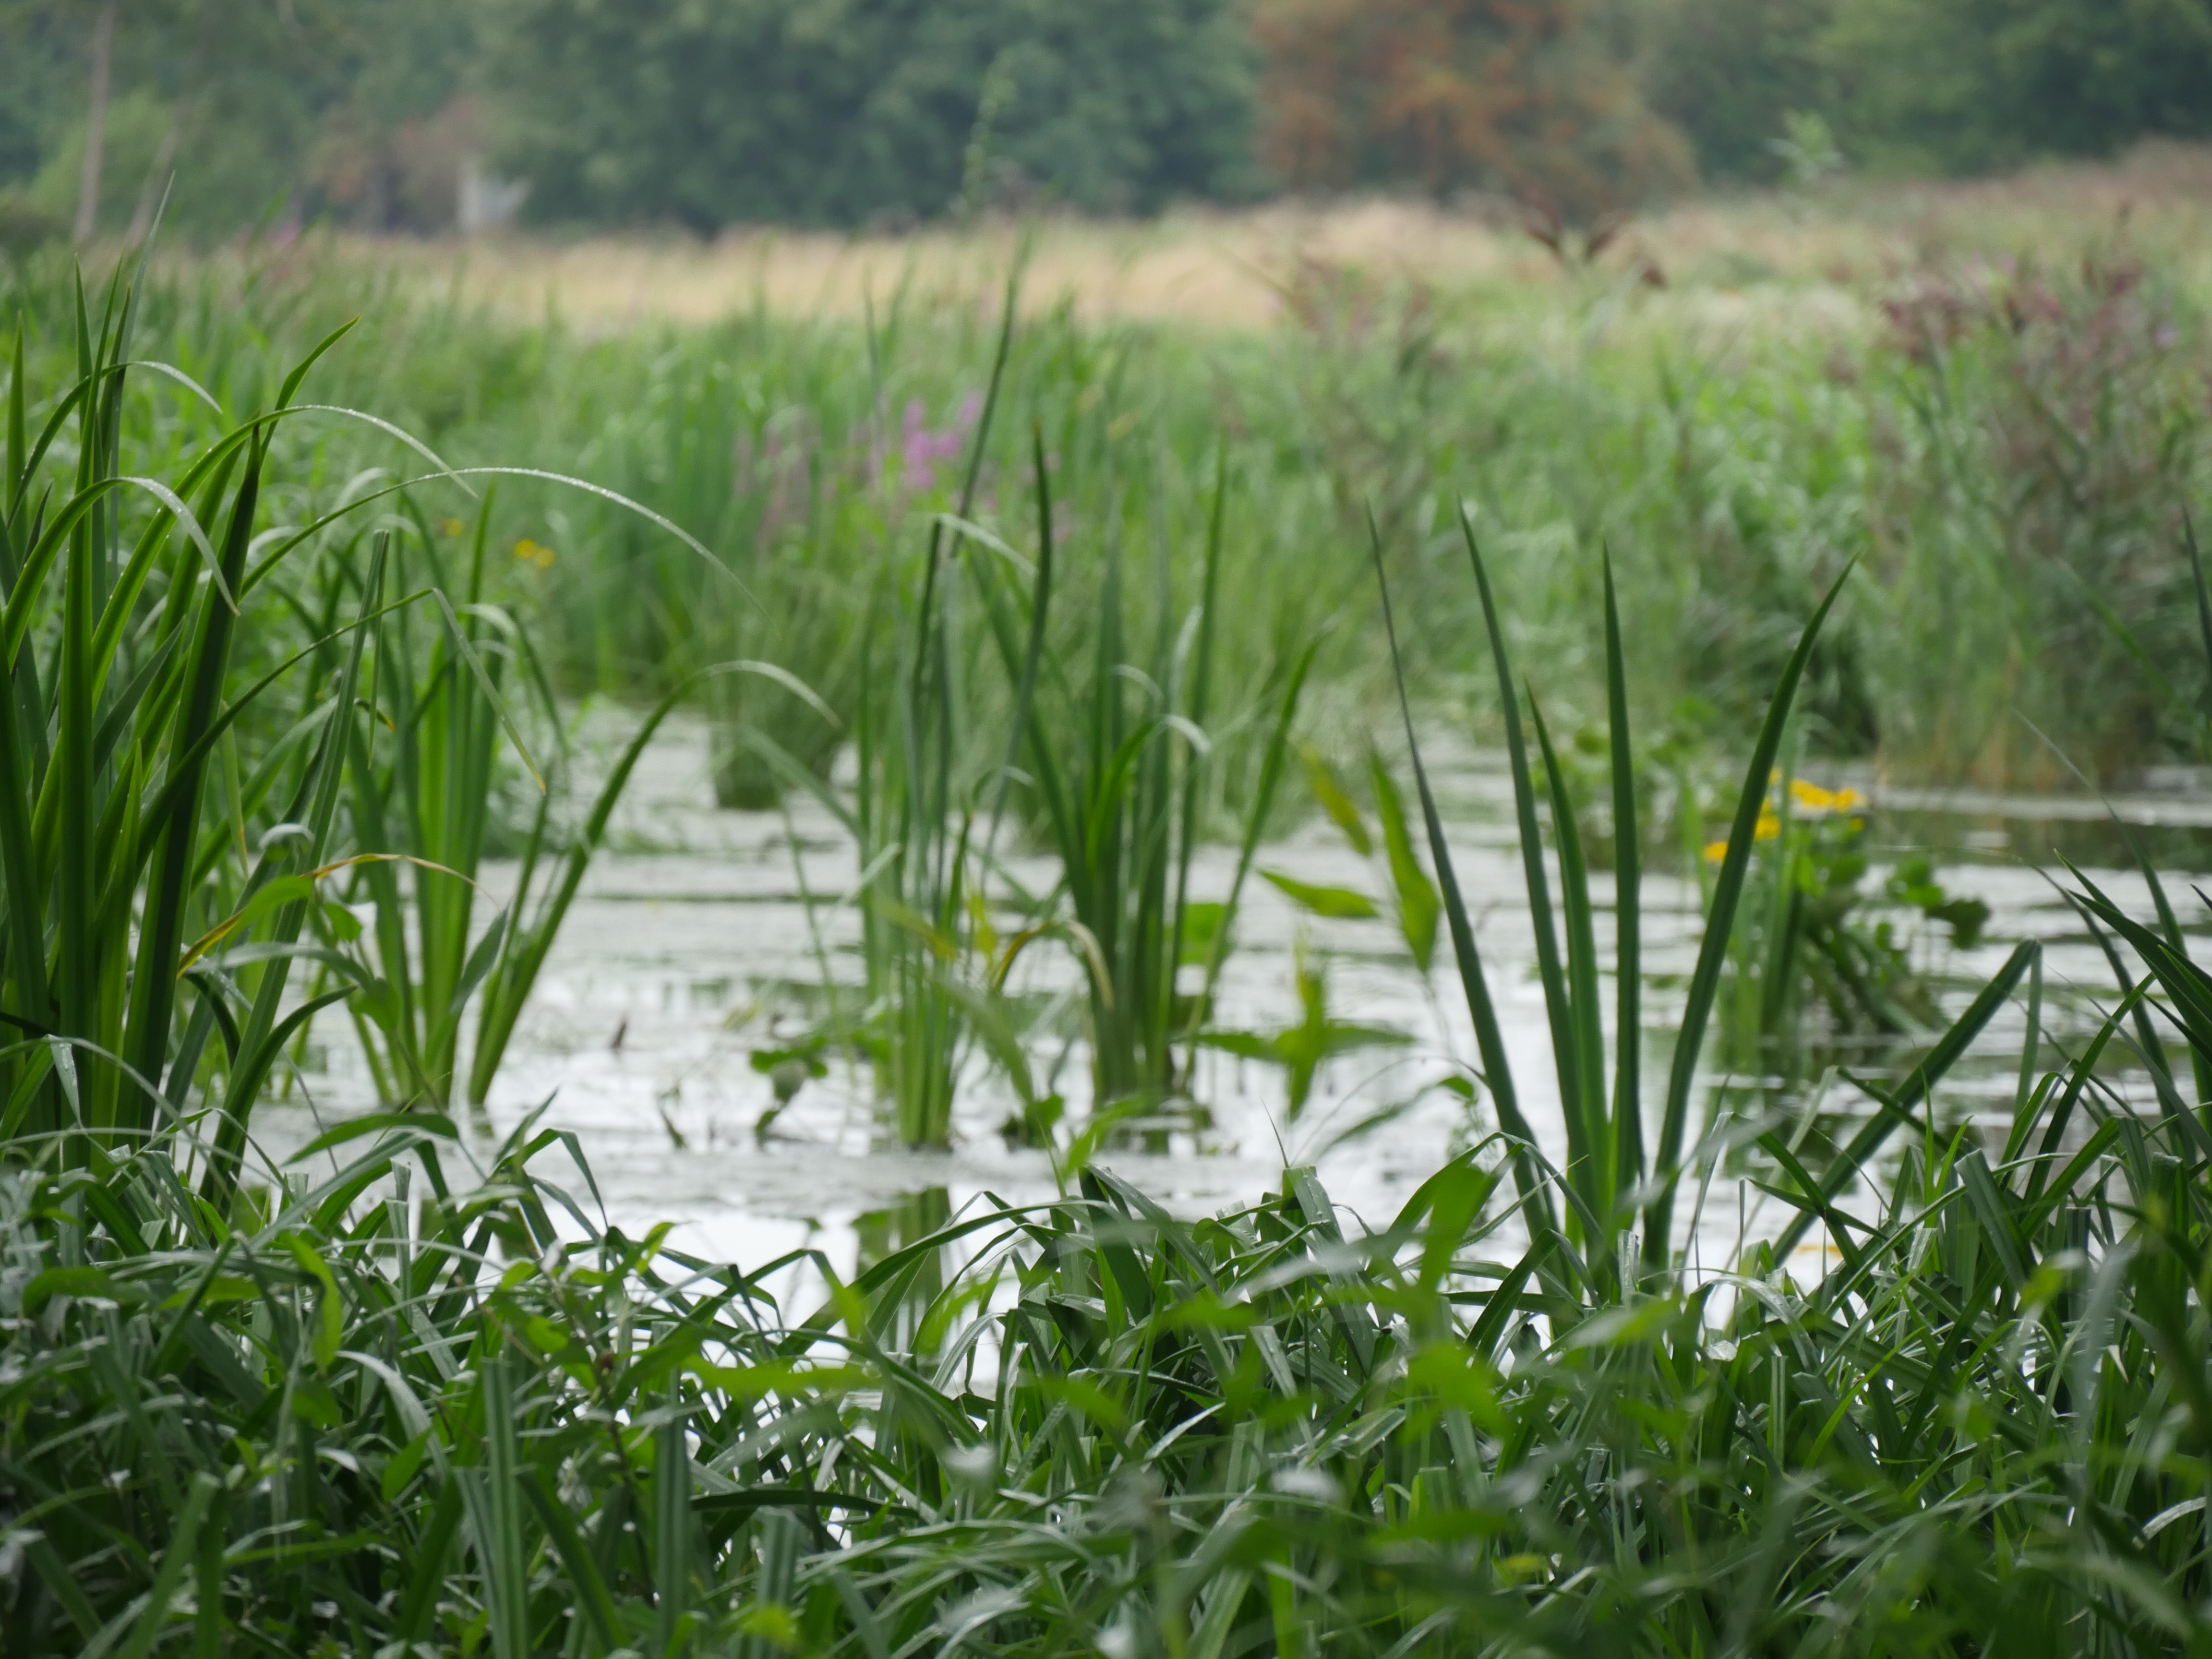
[1642,0,1835,184]
[1643,0,2212,184]
[475,0,1260,229]
[1818,0,2212,175]
[0,0,479,247]
[1254,0,1692,220]
[6,0,2212,245]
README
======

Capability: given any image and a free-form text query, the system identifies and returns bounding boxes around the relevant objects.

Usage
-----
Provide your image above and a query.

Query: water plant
[7,214,2212,1659]
[309,501,798,1114]
[977,434,1319,1124]
[8,513,2208,1655]
[0,269,383,1200]
[1706,773,1993,1084]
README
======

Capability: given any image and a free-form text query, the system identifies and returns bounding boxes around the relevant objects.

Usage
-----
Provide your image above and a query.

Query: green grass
[10,228,2209,803]
[5,235,2212,1656]
[6,526,2208,1649]
[0,242,712,1249]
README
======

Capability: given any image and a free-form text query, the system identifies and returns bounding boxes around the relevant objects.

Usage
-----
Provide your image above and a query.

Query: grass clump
[5,247,2212,1657]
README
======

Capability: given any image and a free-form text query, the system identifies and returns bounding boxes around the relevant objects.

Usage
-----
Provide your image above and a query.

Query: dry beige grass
[335,142,2212,335]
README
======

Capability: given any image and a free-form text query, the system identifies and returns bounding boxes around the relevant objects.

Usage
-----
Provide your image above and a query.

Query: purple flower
[898,395,980,493]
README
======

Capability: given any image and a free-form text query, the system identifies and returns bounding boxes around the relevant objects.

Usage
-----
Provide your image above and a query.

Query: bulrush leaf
[1645,562,1854,1272]
[1602,553,1643,1221]
[1370,509,1556,1241]
[1369,750,1438,974]
[1260,869,1380,920]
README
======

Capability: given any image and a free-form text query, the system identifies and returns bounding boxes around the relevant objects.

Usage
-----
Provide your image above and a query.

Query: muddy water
[260,715,2197,1300]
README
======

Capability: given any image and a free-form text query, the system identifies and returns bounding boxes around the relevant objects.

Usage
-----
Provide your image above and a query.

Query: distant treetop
[8,0,2212,246]
[477,0,1263,230]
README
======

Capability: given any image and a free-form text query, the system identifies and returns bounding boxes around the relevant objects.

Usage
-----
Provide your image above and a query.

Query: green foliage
[0,0,478,242]
[0,250,699,1167]
[1824,0,2212,173]
[479,0,1260,230]
[8,533,2212,1649]
[0,266,371,1197]
[1647,0,2212,181]
[9,226,2212,1657]
[315,505,733,1115]
[1643,0,1837,183]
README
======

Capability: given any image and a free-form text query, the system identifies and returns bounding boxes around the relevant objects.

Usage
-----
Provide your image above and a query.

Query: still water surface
[261,716,2193,1299]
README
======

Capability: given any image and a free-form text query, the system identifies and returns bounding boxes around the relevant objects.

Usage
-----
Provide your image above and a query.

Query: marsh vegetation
[5,150,2212,1653]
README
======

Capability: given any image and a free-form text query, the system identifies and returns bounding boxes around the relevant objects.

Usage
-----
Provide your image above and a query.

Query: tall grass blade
[472,1353,531,1659]
[108,1472,217,1659]
[985,423,1057,856]
[1459,507,1585,1176]
[1601,554,1644,1211]
[1645,563,1853,1270]
[657,1379,692,1655]
[1530,695,1608,1241]
[1772,939,2035,1255]
[1369,513,1553,1235]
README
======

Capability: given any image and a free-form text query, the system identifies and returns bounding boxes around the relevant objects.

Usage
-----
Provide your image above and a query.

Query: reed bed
[2,217,2212,1656]
[11,180,2212,793]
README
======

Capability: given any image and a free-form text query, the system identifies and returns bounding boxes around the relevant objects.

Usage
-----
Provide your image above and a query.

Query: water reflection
[257,716,2195,1282]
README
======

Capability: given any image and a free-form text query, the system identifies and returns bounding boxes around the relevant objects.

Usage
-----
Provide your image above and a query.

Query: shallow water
[258,715,2195,1301]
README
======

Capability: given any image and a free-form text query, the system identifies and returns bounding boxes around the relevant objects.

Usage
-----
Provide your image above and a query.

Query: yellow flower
[1787,779,1866,816]
[438,517,465,538]
[1706,812,1783,861]
[514,538,555,569]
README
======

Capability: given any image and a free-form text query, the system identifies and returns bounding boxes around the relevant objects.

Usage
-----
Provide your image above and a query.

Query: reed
[969,428,1318,1126]
[311,500,787,1114]
[0,263,384,1204]
[5,233,2212,1659]
[7,552,2204,1649]
[13,227,2208,795]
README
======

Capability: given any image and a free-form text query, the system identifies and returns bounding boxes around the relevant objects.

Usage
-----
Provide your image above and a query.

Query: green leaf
[290,1376,342,1429]
[289,1110,460,1163]
[23,1264,145,1314]
[1178,901,1228,967]
[1260,869,1379,920]
[1193,1030,1283,1064]
[1274,1021,1415,1066]
[285,1235,344,1369]
[1370,753,1439,974]
[1407,1343,1506,1431]
[1299,743,1372,854]
[383,1431,432,1503]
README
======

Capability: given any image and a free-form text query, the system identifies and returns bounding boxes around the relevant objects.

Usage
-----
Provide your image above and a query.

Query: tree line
[4,0,2212,243]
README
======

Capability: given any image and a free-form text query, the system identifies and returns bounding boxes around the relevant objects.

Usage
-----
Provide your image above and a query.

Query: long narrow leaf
[1647,563,1854,1271]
